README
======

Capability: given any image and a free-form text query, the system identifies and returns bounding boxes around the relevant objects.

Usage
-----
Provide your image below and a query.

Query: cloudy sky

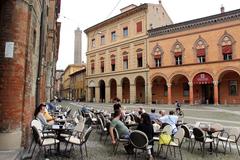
[56,0,240,70]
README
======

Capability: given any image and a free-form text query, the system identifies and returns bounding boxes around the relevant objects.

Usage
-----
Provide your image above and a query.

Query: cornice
[149,9,240,37]
[84,4,148,33]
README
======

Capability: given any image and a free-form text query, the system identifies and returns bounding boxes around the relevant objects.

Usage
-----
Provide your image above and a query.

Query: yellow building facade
[85,3,240,105]
[61,64,83,99]
[85,3,172,103]
[69,67,86,101]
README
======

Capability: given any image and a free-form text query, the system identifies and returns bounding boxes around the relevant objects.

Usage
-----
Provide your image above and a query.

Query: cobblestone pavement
[25,101,240,160]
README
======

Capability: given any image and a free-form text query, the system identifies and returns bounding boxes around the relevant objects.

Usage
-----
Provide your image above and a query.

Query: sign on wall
[5,42,14,58]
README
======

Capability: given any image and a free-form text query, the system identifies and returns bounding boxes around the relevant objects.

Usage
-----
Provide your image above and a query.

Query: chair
[216,127,240,155]
[31,125,59,158]
[155,124,173,150]
[128,130,152,159]
[65,126,93,159]
[191,127,215,157]
[113,128,129,155]
[164,128,185,160]
[60,121,85,138]
[181,125,194,150]
[97,115,109,143]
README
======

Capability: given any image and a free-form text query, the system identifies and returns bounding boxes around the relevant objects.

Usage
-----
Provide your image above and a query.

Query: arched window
[110,55,116,71]
[136,48,143,67]
[152,44,163,68]
[194,37,208,63]
[221,35,233,61]
[100,57,104,73]
[90,60,95,74]
[171,41,184,65]
[122,52,128,70]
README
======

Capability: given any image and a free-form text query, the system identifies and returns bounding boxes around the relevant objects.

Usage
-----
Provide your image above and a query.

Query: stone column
[105,85,110,103]
[188,82,194,105]
[95,86,99,103]
[87,87,91,102]
[130,84,136,104]
[147,83,152,105]
[117,85,122,102]
[213,81,219,105]
[167,83,172,105]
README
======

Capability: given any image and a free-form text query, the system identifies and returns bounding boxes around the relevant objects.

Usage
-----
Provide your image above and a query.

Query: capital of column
[213,81,219,86]
[188,82,193,87]
[105,85,110,88]
[167,83,172,88]
[117,85,122,87]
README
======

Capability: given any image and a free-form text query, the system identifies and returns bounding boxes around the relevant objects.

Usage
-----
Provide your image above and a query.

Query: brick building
[85,3,240,105]
[0,0,61,150]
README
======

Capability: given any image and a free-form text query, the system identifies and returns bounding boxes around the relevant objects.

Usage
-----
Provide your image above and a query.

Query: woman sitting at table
[34,103,54,127]
[137,113,154,160]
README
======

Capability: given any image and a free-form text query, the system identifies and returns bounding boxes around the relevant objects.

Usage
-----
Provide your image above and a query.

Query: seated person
[46,102,56,112]
[137,113,154,159]
[159,110,166,117]
[149,108,160,122]
[159,110,178,135]
[113,103,121,112]
[43,108,55,124]
[34,103,54,127]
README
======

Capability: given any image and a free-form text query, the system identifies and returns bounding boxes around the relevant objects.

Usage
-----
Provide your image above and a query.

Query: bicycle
[176,107,184,118]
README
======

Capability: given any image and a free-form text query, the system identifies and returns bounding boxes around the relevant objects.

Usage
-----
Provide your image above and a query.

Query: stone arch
[169,71,190,83]
[151,43,164,67]
[151,75,168,104]
[88,80,96,87]
[98,79,106,103]
[152,43,164,55]
[121,77,130,103]
[170,40,185,65]
[150,73,169,83]
[190,69,216,82]
[135,76,145,103]
[217,31,236,46]
[217,66,240,80]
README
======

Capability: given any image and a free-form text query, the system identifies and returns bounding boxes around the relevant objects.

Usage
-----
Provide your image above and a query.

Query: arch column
[167,83,172,105]
[188,82,194,105]
[117,85,122,102]
[87,87,91,102]
[95,86,99,102]
[105,85,110,103]
[213,81,219,105]
[147,83,152,104]
[130,84,136,104]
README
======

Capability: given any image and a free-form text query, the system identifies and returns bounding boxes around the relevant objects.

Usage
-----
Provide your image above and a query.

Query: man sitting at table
[149,108,160,123]
[159,110,178,135]
[109,109,133,154]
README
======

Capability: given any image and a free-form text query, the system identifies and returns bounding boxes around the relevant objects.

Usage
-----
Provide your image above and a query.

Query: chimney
[220,5,225,13]
[159,0,162,4]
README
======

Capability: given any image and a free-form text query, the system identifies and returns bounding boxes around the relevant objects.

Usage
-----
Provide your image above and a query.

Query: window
[164,85,168,96]
[183,83,189,96]
[137,52,142,67]
[91,62,95,74]
[91,38,95,48]
[123,58,128,70]
[111,58,115,71]
[136,21,142,33]
[111,31,116,41]
[229,80,237,96]
[175,56,182,65]
[111,64,115,71]
[224,54,232,61]
[100,35,105,45]
[101,61,104,73]
[123,27,128,37]
[155,58,161,67]
[198,56,205,63]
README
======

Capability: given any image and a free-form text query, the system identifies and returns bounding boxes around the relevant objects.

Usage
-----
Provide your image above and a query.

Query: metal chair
[181,125,194,150]
[128,130,152,159]
[113,128,129,155]
[191,127,215,157]
[216,127,240,155]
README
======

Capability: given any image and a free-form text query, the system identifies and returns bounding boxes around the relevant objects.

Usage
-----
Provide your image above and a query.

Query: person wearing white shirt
[159,110,178,134]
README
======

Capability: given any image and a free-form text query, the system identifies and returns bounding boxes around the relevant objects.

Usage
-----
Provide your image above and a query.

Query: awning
[154,54,161,59]
[222,45,232,54]
[174,52,182,57]
[137,52,142,58]
[193,73,213,84]
[197,48,205,57]
[111,59,115,65]
[91,63,94,69]
[123,55,128,61]
[101,61,104,68]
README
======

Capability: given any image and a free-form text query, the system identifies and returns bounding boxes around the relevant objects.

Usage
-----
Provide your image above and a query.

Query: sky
[56,0,240,70]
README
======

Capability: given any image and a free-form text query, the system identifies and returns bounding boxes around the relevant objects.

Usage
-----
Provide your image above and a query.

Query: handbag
[159,133,171,145]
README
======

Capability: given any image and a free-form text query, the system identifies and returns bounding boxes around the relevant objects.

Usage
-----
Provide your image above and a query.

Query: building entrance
[201,84,214,104]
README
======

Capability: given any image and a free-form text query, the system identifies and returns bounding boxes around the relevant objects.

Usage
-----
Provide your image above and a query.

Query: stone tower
[74,27,82,64]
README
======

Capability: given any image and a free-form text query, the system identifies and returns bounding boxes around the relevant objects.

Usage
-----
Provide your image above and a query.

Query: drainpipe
[36,0,46,106]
